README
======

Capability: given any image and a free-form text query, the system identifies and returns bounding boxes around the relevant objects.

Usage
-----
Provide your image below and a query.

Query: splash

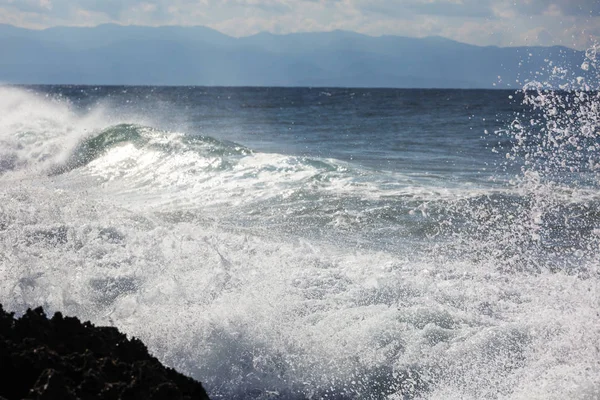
[441,44,600,275]
[417,45,600,399]
[515,43,600,184]
[0,86,107,175]
[1,51,600,400]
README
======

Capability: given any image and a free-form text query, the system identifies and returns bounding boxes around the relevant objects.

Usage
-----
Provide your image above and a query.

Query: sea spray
[437,44,600,275]
[430,45,600,397]
[1,67,599,399]
[0,87,108,175]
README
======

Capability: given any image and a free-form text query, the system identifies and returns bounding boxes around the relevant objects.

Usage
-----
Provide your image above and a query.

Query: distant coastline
[0,24,589,89]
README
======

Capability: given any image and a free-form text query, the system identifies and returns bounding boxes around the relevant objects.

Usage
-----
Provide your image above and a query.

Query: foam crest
[0,86,108,176]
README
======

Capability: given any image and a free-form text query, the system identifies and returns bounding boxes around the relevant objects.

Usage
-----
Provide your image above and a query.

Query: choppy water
[1,47,600,399]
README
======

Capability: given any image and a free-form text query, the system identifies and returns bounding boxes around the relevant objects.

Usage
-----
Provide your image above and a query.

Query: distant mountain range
[0,24,589,88]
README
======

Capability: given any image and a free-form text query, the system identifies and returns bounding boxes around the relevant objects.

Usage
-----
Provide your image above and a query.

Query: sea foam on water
[0,45,599,399]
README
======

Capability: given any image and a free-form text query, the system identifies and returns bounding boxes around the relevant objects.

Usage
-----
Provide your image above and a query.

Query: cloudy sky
[0,0,598,49]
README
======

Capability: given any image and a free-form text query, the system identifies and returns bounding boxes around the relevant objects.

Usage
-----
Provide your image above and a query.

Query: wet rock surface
[0,304,210,400]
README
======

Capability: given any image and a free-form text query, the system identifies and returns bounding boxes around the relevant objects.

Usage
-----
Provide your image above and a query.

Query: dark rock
[0,304,210,400]
[28,368,77,400]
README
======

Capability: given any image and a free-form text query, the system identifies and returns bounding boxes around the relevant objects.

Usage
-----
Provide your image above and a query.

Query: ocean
[0,81,599,399]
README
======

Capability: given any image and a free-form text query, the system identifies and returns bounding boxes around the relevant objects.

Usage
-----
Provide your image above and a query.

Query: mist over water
[1,47,600,399]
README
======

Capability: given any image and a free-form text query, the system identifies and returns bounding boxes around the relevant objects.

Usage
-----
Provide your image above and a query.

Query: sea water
[1,48,599,399]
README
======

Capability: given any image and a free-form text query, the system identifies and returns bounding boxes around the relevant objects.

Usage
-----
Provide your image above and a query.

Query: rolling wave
[52,123,252,174]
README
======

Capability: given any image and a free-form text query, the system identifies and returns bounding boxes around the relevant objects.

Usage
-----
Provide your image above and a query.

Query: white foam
[1,179,599,399]
[0,87,107,176]
[1,60,600,399]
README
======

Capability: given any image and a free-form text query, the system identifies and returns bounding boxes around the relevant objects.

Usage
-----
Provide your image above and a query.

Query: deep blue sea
[1,82,599,399]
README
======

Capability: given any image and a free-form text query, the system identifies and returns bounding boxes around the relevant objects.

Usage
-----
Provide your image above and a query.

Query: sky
[0,0,598,49]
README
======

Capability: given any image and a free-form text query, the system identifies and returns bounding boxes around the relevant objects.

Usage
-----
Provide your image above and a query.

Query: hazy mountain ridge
[0,24,588,88]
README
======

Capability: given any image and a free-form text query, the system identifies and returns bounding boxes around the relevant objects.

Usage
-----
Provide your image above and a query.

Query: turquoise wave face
[52,123,254,175]
[55,124,147,173]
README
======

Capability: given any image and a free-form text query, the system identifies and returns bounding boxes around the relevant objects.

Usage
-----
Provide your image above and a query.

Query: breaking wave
[1,45,600,400]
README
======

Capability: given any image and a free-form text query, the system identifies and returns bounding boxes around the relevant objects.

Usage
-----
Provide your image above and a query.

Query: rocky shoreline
[0,305,210,400]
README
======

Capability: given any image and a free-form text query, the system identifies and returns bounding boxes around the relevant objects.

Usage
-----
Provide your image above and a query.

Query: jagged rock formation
[0,305,210,400]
